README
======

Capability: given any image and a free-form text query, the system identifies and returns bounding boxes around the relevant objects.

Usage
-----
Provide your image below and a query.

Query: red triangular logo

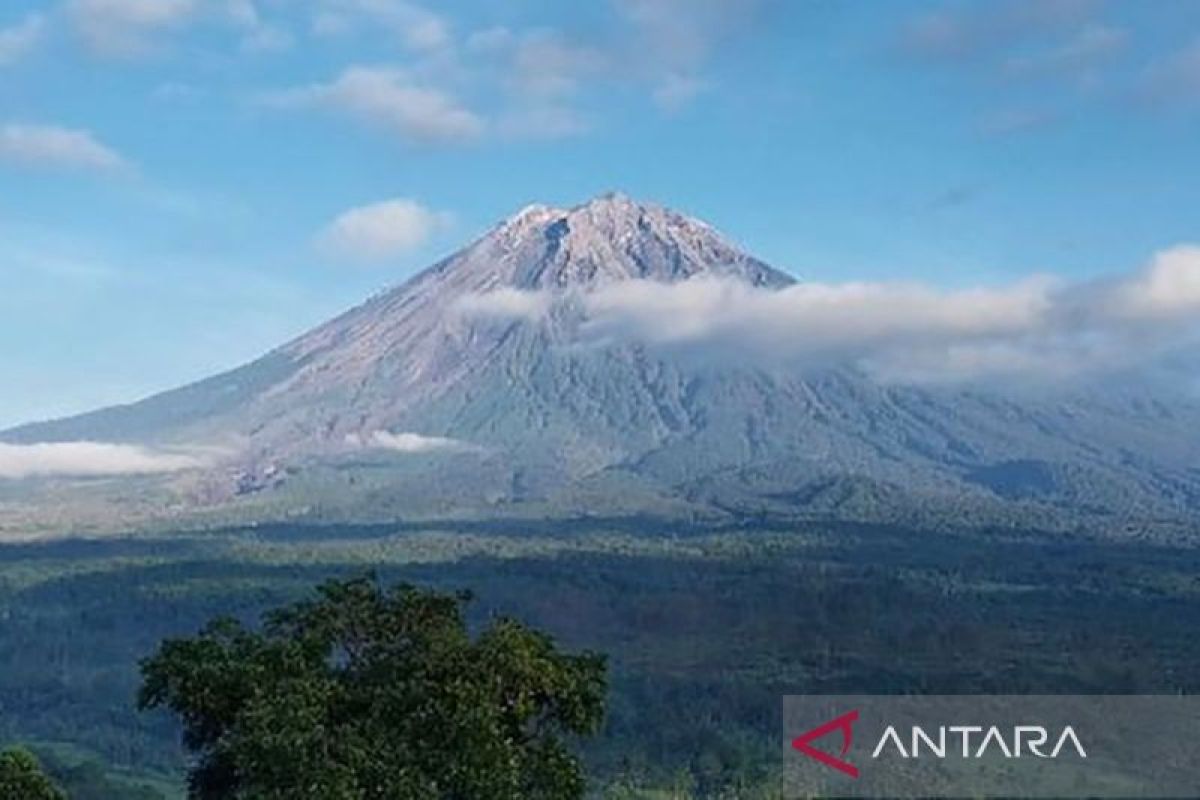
[791,709,860,778]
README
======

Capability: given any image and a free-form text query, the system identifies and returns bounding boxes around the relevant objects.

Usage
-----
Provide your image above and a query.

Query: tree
[0,747,66,800]
[138,576,607,799]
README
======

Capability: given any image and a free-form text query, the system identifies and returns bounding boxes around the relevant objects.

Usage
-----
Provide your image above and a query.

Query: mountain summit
[471,192,791,289]
[4,194,1200,528]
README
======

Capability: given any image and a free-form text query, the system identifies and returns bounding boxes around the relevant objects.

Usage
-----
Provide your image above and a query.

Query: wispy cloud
[496,105,590,140]
[976,107,1058,137]
[347,430,478,454]
[67,0,291,58]
[505,30,608,99]
[463,27,603,139]
[615,0,761,107]
[0,124,127,171]
[474,1,762,119]
[311,0,450,53]
[319,198,452,263]
[653,74,710,112]
[896,1,1130,134]
[1003,24,1127,80]
[264,66,484,144]
[899,0,1104,64]
[0,13,44,65]
[0,441,206,479]
[67,0,199,57]
[454,287,553,321]
[252,1,765,144]
[1140,37,1200,109]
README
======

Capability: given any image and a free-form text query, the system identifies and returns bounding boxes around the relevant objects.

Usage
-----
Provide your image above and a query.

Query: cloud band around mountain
[0,441,206,479]
[347,431,480,454]
[457,244,1200,384]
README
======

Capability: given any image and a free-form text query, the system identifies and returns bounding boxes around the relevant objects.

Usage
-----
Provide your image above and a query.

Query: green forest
[2,518,1199,798]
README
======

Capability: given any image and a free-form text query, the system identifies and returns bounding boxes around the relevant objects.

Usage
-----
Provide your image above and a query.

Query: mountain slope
[5,193,1200,528]
[6,193,786,452]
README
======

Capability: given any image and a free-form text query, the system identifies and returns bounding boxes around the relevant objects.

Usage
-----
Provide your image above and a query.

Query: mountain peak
[505,202,565,227]
[577,190,638,211]
[481,193,792,290]
[499,192,646,232]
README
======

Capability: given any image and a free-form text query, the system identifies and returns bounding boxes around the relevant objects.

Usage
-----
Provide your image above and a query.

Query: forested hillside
[3,519,1200,797]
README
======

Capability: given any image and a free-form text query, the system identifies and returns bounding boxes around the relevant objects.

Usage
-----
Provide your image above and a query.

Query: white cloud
[1096,245,1200,321]
[348,431,478,454]
[275,3,758,143]
[582,275,1054,356]
[464,244,1200,385]
[0,124,126,171]
[216,0,294,54]
[0,441,205,479]
[68,0,199,56]
[311,1,450,53]
[67,0,291,58]
[0,13,44,65]
[265,66,484,144]
[463,2,760,127]
[320,198,451,262]
[455,288,553,322]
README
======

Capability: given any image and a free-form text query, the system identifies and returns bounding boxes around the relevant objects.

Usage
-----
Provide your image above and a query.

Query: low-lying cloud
[453,287,552,321]
[0,441,206,479]
[457,244,1200,385]
[347,431,479,454]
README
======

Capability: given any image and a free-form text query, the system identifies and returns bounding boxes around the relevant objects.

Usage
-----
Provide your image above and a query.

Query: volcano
[5,193,1200,530]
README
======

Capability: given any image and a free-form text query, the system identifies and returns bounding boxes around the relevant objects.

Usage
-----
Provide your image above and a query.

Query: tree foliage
[138,576,607,799]
[0,747,66,800]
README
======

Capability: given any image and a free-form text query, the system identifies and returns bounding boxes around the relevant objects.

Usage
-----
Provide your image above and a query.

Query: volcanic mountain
[5,193,1200,530]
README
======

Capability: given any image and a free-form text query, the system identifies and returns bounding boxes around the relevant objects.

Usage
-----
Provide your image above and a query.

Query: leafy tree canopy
[0,747,66,800]
[138,576,607,799]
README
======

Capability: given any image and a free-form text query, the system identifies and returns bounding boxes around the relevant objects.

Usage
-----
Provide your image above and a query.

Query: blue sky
[1,0,1199,428]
